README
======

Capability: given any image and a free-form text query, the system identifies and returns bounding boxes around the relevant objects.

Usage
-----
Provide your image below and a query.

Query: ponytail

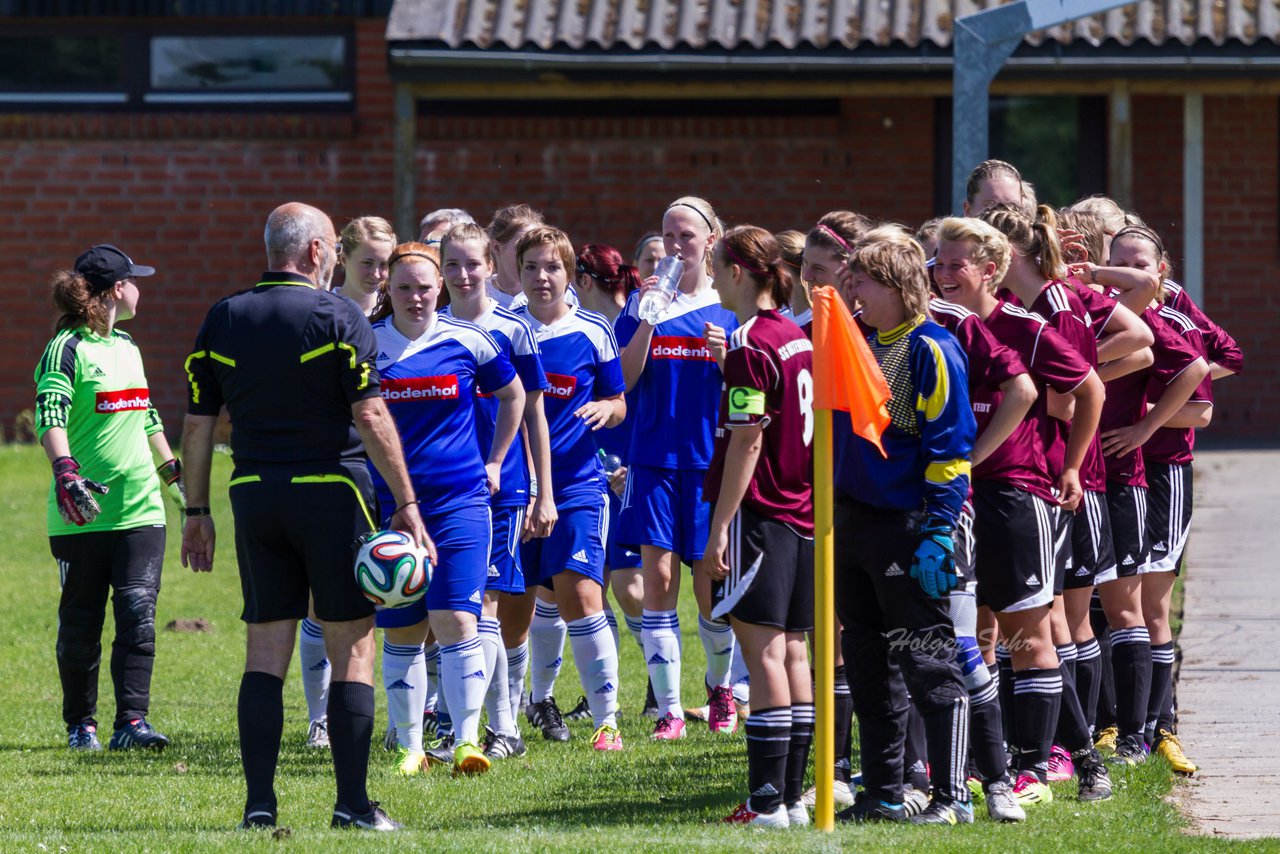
[1033,204,1067,281]
[721,225,790,308]
[51,270,110,334]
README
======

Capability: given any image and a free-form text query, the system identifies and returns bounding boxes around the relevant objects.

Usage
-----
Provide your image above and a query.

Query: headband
[722,242,768,277]
[1112,225,1165,255]
[666,202,714,233]
[389,250,441,272]
[817,223,851,253]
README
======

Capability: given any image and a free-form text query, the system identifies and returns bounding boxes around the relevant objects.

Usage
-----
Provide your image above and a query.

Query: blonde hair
[980,202,1066,282]
[665,196,723,274]
[340,216,397,258]
[1057,208,1106,265]
[488,204,544,245]
[1069,195,1126,237]
[937,217,1012,291]
[441,222,494,267]
[848,225,933,318]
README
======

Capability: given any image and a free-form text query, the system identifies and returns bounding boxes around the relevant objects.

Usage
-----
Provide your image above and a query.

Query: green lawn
[0,443,1264,852]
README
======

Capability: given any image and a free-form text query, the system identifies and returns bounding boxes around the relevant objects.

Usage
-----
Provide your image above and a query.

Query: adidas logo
[90,365,106,378]
[751,783,780,798]
[548,656,563,669]
[647,652,669,665]
[1075,566,1090,577]
[377,351,390,361]
[308,660,330,672]
[462,669,486,680]
[469,590,482,604]
[387,679,414,690]
[714,648,733,656]
[885,562,904,577]
[1121,554,1135,566]
[572,549,589,563]
[594,681,615,695]
[488,564,500,577]
[1152,541,1167,552]
[1026,575,1040,587]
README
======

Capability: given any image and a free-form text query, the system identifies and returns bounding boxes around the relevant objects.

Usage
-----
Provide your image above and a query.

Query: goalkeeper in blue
[830,228,976,826]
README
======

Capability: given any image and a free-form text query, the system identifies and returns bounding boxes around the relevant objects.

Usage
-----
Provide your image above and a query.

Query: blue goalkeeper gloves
[910,517,958,599]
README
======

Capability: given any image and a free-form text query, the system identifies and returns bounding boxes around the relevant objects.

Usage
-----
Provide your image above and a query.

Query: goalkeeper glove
[909,517,958,599]
[52,456,109,526]
[157,458,186,511]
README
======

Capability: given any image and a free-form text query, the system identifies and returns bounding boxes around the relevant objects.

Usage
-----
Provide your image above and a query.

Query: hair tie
[817,223,851,253]
[389,251,441,272]
[666,202,714,233]
[723,242,768,277]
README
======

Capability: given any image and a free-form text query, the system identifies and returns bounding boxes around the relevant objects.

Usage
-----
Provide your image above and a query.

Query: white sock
[699,614,735,690]
[643,608,682,716]
[439,636,486,747]
[423,641,440,714]
[298,618,330,723]
[603,606,621,653]
[382,640,426,752]
[506,641,529,723]
[568,612,619,729]
[529,600,567,703]
[730,642,751,705]
[478,616,516,736]
[624,614,645,649]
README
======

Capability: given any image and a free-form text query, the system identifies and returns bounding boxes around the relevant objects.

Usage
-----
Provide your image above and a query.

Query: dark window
[0,36,125,103]
[934,96,1108,213]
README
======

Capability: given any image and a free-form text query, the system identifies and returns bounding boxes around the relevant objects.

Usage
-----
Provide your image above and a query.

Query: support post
[1183,93,1205,305]
[394,83,418,242]
[1109,81,1133,210]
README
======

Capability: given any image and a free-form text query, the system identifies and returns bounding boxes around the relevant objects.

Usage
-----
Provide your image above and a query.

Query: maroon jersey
[972,301,1091,503]
[1099,307,1202,486]
[1143,305,1212,465]
[1164,280,1244,374]
[1068,278,1120,341]
[1027,280,1107,493]
[705,309,814,536]
[930,299,1027,392]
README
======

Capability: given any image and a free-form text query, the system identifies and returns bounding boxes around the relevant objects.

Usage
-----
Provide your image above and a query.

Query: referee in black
[181,202,431,832]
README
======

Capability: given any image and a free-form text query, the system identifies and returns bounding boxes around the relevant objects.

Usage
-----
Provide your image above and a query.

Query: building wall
[0,21,1273,441]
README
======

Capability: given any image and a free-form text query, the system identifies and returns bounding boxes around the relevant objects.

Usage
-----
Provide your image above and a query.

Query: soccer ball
[354,530,431,609]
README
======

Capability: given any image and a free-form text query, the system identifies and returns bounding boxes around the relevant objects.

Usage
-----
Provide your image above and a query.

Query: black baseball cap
[74,245,156,292]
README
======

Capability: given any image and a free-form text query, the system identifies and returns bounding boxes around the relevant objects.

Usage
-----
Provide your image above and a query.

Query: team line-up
[32,157,1241,831]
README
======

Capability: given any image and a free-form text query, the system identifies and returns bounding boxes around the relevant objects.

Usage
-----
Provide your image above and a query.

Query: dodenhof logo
[544,373,578,399]
[380,375,460,401]
[95,388,150,413]
[650,336,714,362]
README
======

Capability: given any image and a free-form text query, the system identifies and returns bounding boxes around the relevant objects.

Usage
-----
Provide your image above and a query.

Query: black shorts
[972,481,1055,614]
[230,461,378,624]
[1051,502,1072,596]
[1066,490,1116,589]
[1141,462,1193,576]
[954,501,976,584]
[1104,481,1148,578]
[711,504,814,632]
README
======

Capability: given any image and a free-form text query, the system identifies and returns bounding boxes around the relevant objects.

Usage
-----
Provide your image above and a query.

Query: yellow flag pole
[813,406,836,832]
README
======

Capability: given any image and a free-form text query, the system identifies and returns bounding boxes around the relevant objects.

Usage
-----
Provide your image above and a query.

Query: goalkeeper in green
[34,245,182,752]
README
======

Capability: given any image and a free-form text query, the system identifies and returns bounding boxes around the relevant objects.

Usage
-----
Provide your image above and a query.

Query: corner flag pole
[813,405,836,832]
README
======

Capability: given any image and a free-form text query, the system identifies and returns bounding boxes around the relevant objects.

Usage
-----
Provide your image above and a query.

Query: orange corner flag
[810,286,891,457]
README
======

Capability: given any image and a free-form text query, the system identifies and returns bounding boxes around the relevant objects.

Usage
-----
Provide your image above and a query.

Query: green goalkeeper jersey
[34,326,166,535]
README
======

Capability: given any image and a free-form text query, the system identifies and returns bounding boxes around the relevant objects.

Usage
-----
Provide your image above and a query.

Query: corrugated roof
[386,0,1280,50]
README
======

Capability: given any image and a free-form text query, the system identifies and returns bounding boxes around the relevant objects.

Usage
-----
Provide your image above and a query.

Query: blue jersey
[443,303,550,508]
[370,315,517,510]
[515,305,626,502]
[833,316,975,526]
[614,288,738,470]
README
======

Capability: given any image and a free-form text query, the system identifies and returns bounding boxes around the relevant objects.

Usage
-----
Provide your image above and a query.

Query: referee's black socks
[329,681,375,814]
[238,671,283,812]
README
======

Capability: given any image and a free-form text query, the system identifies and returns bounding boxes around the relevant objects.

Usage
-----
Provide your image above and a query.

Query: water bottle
[638,256,684,324]
[598,449,623,475]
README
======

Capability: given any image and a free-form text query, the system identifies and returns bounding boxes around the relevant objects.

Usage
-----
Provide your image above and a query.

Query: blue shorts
[521,489,608,588]
[487,504,527,595]
[606,489,641,571]
[618,464,711,561]
[376,501,491,627]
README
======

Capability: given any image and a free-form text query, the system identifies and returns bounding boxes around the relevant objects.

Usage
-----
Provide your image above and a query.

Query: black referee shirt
[186,272,381,465]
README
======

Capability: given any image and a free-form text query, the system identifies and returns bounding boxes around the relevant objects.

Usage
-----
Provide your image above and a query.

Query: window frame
[0,21,355,112]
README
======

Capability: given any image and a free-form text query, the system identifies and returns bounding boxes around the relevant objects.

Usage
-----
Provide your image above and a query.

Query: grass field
[0,443,1264,852]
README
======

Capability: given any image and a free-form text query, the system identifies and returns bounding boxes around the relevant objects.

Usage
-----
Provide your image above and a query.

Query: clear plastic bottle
[638,256,684,324]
